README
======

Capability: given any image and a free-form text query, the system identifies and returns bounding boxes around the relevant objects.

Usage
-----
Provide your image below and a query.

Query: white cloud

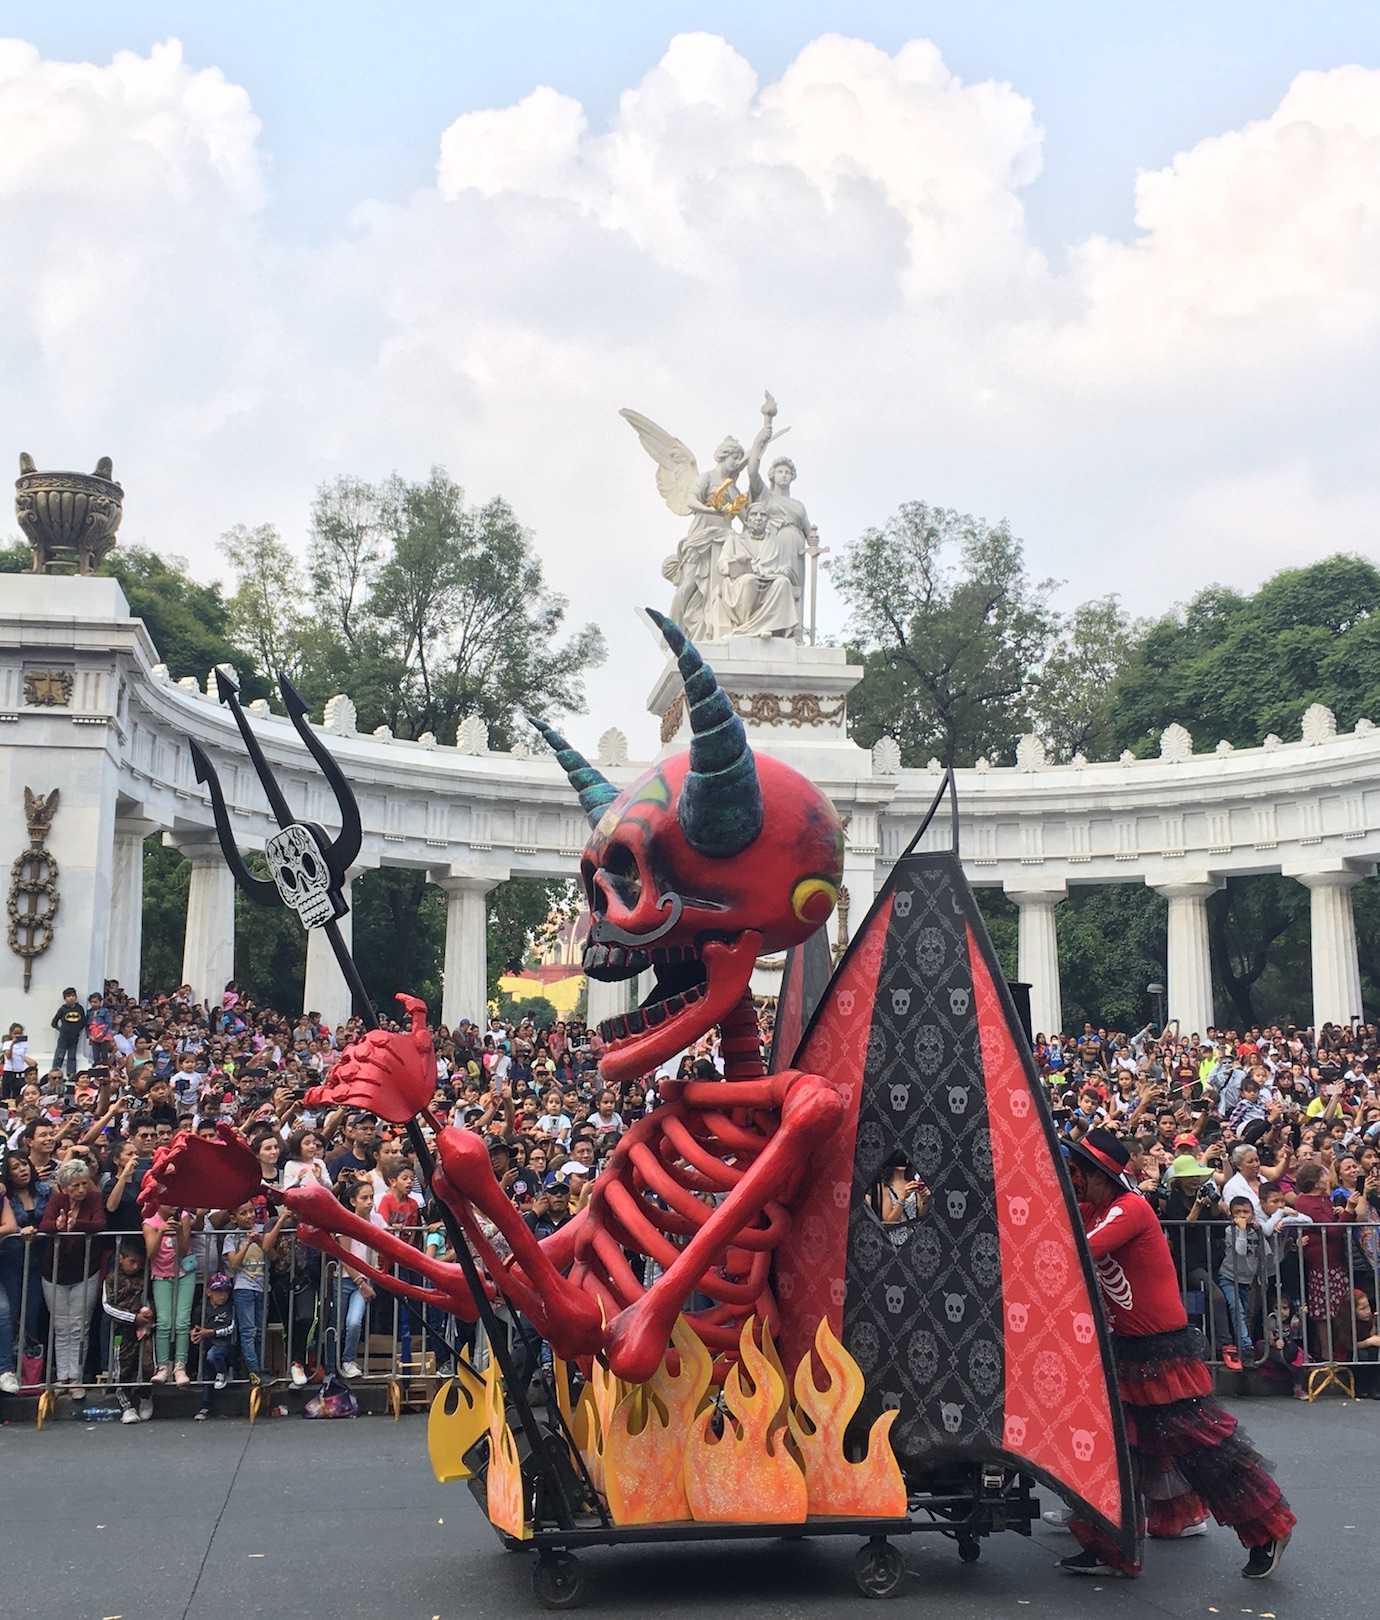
[3,33,1379,750]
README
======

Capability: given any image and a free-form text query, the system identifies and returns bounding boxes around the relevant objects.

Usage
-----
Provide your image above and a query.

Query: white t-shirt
[1221,1170,1262,1215]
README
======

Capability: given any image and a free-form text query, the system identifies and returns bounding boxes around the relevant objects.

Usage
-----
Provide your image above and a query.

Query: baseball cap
[558,1159,592,1181]
[1173,1133,1199,1150]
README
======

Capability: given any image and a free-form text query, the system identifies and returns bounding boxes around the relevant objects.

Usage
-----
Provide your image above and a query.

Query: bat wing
[773,849,1135,1560]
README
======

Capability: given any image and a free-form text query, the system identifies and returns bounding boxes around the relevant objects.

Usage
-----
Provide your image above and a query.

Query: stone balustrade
[3,574,1377,1042]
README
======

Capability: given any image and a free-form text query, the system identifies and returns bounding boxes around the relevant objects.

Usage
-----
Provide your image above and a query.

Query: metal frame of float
[491,1458,1039,1608]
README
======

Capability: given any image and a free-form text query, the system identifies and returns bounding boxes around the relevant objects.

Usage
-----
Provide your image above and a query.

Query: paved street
[3,1397,1361,1619]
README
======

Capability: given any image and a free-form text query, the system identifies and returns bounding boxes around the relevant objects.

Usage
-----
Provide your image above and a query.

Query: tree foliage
[832,502,1058,766]
[1105,555,1380,755]
[103,547,270,698]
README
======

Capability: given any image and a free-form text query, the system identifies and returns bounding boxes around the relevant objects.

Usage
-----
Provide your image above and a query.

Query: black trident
[190,668,576,1527]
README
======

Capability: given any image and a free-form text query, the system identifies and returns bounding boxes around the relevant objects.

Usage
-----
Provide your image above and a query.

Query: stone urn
[15,451,124,575]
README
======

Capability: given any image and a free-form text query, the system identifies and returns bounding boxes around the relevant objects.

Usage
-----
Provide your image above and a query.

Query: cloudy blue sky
[4,4,1379,743]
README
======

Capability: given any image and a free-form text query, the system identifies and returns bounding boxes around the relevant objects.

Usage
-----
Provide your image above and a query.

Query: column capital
[1150,878,1222,901]
[1294,867,1369,892]
[433,868,508,895]
[114,816,163,841]
[163,832,226,868]
[1004,883,1067,906]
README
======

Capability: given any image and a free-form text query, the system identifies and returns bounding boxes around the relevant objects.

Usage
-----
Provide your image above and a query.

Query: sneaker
[68,1386,85,1401]
[1058,1549,1125,1577]
[1042,1506,1073,1530]
[150,1364,170,1384]
[213,1372,228,1391]
[194,1407,209,1422]
[1242,1536,1289,1579]
[173,1363,190,1387]
[120,1407,142,1424]
[138,1398,154,1421]
[1221,1344,1243,1371]
[341,1362,361,1379]
[290,1361,307,1388]
[0,1371,19,1395]
[1153,1518,1209,1539]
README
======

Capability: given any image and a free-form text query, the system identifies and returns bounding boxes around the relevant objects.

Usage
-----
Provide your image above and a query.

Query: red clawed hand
[304,991,436,1123]
[138,1120,261,1217]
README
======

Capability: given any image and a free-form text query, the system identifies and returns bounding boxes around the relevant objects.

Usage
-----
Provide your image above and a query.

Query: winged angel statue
[621,392,801,642]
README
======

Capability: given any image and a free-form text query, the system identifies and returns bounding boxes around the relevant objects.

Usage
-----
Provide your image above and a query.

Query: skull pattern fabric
[840,856,1007,1464]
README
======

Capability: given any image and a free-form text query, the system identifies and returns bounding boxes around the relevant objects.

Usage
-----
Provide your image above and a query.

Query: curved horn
[646,609,762,855]
[527,717,618,827]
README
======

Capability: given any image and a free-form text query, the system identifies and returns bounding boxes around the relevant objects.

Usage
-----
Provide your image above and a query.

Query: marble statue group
[621,391,821,644]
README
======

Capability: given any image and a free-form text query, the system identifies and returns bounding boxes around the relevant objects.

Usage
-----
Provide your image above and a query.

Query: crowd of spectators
[0,977,694,1416]
[2,978,1378,1418]
[1032,1018,1380,1391]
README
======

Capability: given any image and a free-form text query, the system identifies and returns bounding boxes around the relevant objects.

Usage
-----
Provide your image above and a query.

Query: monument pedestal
[647,636,869,782]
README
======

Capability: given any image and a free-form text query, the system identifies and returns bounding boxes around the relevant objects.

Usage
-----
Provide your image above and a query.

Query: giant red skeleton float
[147,613,848,1378]
[144,609,1142,1605]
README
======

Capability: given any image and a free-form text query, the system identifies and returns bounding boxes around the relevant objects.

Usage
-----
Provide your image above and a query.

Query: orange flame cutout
[788,1317,907,1517]
[570,1352,626,1498]
[684,1317,808,1524]
[605,1316,714,1525]
[427,1353,489,1483]
[484,1361,531,1541]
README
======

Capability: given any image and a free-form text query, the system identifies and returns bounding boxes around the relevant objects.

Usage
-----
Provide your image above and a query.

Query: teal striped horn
[528,716,619,827]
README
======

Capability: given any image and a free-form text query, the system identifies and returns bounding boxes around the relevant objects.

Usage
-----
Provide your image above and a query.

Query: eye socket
[602,843,642,909]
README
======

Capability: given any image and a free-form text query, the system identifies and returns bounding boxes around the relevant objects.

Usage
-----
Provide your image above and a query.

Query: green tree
[234,853,307,1012]
[833,502,1058,765]
[496,992,560,1028]
[219,523,307,684]
[140,840,189,995]
[102,546,269,698]
[1056,886,1168,1032]
[0,538,29,572]
[1105,556,1380,755]
[352,871,446,1015]
[1029,595,1145,762]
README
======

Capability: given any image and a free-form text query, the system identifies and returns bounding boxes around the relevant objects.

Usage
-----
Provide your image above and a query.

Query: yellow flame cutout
[684,1318,809,1524]
[484,1359,531,1541]
[606,1316,714,1525]
[788,1317,907,1517]
[427,1353,489,1483]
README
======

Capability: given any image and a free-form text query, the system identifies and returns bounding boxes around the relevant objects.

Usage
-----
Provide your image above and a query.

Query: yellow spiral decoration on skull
[791,876,838,925]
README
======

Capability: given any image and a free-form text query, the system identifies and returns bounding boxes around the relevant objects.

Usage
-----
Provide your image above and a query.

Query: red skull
[533,611,843,1082]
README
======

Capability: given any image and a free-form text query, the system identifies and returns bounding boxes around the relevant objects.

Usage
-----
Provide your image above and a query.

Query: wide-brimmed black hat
[1065,1128,1136,1190]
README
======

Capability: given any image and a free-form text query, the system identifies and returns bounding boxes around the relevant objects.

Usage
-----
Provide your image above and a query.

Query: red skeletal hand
[138,1120,261,1218]
[305,993,435,1122]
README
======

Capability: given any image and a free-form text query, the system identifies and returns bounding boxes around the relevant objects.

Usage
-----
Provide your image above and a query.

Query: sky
[3,4,1380,749]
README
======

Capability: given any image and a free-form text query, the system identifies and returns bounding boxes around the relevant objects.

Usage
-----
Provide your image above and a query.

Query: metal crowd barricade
[3,1219,472,1426]
[1160,1215,1380,1396]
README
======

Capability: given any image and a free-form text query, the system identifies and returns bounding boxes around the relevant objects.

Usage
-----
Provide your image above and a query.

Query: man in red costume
[1060,1129,1294,1581]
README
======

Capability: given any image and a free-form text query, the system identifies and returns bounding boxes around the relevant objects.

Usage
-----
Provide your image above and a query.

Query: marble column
[302,870,360,1032]
[1297,869,1366,1031]
[1006,885,1066,1040]
[179,843,236,1005]
[438,873,504,1028]
[109,818,158,995]
[586,974,634,1030]
[1153,879,1221,1037]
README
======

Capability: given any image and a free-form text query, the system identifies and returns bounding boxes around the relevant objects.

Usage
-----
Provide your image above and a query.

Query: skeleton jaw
[589,931,763,1084]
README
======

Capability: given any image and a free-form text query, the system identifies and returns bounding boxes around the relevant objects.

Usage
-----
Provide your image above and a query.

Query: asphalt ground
[0,1395,1367,1620]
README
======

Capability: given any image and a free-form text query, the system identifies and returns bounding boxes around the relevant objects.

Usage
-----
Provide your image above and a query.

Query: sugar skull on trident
[140,613,846,1389]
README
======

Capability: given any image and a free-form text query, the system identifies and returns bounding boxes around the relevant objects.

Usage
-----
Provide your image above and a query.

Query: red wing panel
[772,896,892,1371]
[969,926,1131,1542]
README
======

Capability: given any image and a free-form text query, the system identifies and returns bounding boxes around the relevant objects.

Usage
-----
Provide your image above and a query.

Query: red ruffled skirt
[1072,1326,1296,1574]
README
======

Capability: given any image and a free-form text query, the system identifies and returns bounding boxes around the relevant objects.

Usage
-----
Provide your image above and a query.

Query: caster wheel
[853,1539,905,1599]
[533,1550,584,1610]
[957,1536,981,1564]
